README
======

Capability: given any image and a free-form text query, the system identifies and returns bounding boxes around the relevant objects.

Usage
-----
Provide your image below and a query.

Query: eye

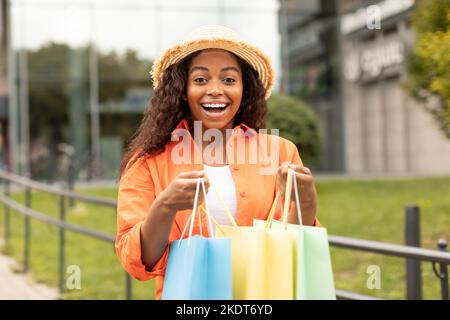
[194,77,207,84]
[223,77,236,85]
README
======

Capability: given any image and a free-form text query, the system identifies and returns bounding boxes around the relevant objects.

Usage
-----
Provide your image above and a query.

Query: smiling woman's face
[186,49,243,131]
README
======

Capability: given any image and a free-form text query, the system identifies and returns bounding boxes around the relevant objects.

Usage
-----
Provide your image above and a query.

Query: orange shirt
[115,119,321,299]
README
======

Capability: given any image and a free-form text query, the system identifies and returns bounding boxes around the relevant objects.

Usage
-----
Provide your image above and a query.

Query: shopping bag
[212,183,293,300]
[216,225,293,299]
[162,178,232,300]
[254,169,336,300]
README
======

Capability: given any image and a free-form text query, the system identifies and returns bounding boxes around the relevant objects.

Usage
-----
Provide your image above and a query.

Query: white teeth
[201,104,227,108]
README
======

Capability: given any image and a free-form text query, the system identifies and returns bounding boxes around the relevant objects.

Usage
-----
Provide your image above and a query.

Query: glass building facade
[1,0,281,180]
[280,0,450,175]
[279,0,345,172]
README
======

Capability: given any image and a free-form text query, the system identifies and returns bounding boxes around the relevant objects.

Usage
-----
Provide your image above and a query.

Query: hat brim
[151,38,275,100]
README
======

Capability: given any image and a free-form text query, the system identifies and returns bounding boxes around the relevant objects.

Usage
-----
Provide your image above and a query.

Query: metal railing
[0,170,132,300]
[0,170,449,300]
[328,235,449,299]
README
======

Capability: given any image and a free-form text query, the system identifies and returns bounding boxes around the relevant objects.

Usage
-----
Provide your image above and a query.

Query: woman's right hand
[160,171,210,212]
[140,170,209,270]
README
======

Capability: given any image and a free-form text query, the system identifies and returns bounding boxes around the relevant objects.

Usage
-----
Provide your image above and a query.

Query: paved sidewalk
[0,254,59,300]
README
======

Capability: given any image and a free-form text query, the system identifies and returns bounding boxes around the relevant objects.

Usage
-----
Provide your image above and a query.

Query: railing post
[125,272,132,300]
[4,178,10,245]
[68,156,75,208]
[437,239,449,300]
[23,187,32,273]
[59,195,66,294]
[405,205,422,300]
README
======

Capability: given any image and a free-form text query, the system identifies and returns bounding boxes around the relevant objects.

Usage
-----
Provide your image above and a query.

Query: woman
[116,25,320,300]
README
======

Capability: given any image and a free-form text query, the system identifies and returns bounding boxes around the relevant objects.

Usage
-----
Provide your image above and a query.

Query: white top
[203,164,237,226]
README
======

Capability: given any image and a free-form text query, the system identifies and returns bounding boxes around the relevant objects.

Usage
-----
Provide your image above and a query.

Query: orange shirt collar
[173,119,257,137]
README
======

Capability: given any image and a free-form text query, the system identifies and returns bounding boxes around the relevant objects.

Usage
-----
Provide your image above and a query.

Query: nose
[206,80,224,96]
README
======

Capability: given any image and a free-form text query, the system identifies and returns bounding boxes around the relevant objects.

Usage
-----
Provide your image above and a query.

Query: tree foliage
[267,93,321,166]
[406,0,450,138]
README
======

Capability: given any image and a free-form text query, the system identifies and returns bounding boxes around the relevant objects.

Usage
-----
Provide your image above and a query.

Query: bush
[267,93,321,166]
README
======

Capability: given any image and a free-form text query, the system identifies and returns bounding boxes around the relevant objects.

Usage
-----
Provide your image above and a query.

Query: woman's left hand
[276,161,317,226]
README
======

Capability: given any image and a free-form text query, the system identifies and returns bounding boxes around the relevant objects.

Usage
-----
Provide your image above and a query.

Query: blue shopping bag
[162,178,232,300]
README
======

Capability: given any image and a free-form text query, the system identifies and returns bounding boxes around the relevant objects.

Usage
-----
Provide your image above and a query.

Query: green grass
[0,176,449,299]
[0,189,155,300]
[316,176,450,299]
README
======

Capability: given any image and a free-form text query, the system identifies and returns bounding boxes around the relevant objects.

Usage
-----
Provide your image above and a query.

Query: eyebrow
[189,66,241,74]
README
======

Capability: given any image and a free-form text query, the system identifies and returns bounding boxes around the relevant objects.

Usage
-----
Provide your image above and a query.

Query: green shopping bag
[254,169,336,300]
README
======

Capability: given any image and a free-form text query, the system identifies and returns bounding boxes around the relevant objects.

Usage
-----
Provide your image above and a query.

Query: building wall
[345,78,450,175]
[340,0,450,175]
[408,97,450,174]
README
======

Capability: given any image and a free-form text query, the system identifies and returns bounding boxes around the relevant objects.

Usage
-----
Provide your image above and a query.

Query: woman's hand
[140,170,209,270]
[159,170,210,212]
[276,161,317,226]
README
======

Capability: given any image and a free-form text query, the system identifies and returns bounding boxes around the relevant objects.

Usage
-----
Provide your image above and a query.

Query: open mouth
[201,103,229,113]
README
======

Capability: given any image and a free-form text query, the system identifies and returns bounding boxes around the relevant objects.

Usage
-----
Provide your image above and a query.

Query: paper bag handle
[199,176,238,227]
[178,178,215,246]
[265,190,280,228]
[282,169,303,228]
[200,206,224,234]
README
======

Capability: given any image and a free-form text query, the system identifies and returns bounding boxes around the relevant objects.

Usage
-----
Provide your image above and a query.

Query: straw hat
[151,25,275,100]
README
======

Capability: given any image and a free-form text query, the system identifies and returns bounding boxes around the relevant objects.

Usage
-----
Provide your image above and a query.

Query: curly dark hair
[119,49,268,176]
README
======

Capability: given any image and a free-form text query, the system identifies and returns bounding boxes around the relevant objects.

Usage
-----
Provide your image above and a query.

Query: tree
[406,0,450,138]
[267,93,321,166]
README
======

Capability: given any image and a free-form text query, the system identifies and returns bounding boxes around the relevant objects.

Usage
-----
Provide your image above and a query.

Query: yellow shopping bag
[254,169,336,300]
[210,184,293,300]
[216,225,293,299]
